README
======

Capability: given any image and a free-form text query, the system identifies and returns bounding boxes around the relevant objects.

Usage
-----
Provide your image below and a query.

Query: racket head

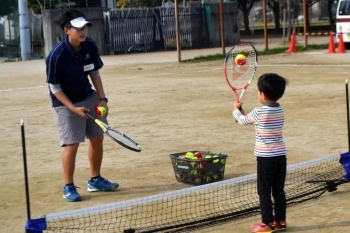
[85,111,142,152]
[106,128,142,152]
[224,42,258,100]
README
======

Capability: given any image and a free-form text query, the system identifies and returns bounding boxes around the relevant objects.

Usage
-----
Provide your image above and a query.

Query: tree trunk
[328,0,336,32]
[269,1,281,34]
[243,9,252,35]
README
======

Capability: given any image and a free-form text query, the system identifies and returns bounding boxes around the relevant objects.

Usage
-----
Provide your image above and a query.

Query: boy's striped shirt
[233,103,286,157]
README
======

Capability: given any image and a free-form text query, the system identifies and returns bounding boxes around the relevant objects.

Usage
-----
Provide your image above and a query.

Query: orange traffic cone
[328,31,336,53]
[286,30,297,53]
[338,31,346,53]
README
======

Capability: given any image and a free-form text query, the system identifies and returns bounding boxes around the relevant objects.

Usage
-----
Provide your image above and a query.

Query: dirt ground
[1,38,350,232]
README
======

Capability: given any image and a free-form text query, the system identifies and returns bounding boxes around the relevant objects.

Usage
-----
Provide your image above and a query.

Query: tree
[28,0,39,7]
[327,0,336,31]
[302,0,335,32]
[117,0,163,8]
[267,0,281,33]
[237,0,256,35]
[0,0,17,16]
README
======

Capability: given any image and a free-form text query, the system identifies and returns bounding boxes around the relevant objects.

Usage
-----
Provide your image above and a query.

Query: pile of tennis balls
[175,151,226,184]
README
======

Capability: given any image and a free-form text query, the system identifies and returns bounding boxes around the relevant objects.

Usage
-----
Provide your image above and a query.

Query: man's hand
[74,106,89,118]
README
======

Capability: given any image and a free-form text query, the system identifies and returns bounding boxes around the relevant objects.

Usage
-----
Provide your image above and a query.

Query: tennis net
[28,152,347,233]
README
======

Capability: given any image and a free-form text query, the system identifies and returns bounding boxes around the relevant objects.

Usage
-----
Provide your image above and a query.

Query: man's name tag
[84,63,94,72]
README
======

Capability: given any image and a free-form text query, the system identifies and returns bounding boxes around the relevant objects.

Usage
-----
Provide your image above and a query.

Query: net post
[21,119,31,221]
[346,80,350,151]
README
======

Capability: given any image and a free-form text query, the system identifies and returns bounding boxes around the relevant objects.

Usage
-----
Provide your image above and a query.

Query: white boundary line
[2,63,350,92]
[0,85,45,92]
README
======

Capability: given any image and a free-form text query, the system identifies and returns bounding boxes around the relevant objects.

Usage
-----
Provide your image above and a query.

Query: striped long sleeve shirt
[233,103,286,157]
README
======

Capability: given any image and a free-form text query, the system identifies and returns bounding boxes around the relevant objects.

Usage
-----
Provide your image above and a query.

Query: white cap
[69,17,92,29]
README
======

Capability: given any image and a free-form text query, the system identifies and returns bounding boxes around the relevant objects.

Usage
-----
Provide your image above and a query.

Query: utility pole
[18,0,32,61]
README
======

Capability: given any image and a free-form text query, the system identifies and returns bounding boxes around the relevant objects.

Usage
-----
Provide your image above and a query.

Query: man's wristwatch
[100,97,108,103]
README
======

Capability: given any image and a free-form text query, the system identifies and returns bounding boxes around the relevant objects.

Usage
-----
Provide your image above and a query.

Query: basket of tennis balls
[169,151,228,185]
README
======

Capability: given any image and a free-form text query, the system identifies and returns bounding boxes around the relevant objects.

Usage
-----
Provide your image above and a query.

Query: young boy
[233,73,288,233]
[46,9,118,202]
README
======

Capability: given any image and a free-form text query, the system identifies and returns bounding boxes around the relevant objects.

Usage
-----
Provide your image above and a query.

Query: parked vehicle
[336,0,350,48]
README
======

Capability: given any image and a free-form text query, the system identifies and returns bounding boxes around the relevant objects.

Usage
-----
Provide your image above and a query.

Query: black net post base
[306,179,347,192]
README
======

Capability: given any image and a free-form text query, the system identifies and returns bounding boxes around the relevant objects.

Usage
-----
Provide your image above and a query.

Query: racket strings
[107,129,140,150]
[226,44,257,90]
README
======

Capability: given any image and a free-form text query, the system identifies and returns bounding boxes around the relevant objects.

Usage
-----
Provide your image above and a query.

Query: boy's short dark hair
[58,9,86,30]
[257,73,288,101]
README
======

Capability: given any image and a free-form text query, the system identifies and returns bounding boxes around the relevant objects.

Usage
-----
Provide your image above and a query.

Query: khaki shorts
[53,92,108,146]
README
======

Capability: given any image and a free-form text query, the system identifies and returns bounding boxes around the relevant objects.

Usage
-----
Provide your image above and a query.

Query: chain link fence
[0,10,43,59]
[0,0,334,61]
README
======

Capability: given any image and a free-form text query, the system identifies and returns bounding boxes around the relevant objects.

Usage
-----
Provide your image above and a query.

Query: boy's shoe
[273,221,287,231]
[87,176,119,192]
[250,222,276,233]
[63,185,82,202]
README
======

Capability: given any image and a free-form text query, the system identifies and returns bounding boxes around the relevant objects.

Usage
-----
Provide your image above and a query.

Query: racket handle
[85,111,94,120]
[235,107,243,123]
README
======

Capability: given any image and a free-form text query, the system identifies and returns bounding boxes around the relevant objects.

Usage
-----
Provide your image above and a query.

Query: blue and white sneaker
[63,185,82,202]
[87,176,119,192]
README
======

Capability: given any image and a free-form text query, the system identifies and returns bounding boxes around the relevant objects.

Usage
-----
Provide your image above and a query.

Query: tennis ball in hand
[235,54,246,66]
[96,106,107,116]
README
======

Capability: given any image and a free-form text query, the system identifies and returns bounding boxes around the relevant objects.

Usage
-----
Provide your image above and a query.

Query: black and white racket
[85,112,142,152]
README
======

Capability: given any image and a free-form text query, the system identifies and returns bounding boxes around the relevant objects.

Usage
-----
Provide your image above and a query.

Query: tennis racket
[224,42,258,104]
[85,112,142,152]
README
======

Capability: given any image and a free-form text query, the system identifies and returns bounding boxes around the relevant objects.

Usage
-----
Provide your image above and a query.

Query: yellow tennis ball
[235,54,246,65]
[194,178,201,183]
[213,155,219,163]
[185,152,195,159]
[96,106,107,116]
[190,169,198,176]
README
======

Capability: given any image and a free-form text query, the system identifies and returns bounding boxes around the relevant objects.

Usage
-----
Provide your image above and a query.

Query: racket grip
[235,107,242,123]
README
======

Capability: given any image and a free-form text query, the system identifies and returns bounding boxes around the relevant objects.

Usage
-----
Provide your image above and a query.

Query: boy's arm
[91,76,109,116]
[233,101,246,123]
[233,105,257,125]
[233,109,243,124]
[54,91,88,118]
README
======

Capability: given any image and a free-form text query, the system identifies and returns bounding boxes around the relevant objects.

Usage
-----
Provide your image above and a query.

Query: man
[46,9,118,202]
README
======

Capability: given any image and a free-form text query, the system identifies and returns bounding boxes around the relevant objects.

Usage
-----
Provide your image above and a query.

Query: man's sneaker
[250,222,276,233]
[273,221,287,231]
[87,176,119,192]
[62,185,82,202]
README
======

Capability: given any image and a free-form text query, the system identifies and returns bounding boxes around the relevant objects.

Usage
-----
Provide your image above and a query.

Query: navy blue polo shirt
[46,36,103,107]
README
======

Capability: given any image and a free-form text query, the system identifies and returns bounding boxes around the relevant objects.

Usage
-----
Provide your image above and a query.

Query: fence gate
[104,6,211,54]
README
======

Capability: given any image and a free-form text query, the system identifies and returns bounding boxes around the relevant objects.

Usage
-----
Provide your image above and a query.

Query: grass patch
[184,53,226,62]
[184,43,329,62]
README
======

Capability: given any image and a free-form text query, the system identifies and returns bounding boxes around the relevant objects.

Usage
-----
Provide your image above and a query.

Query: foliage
[0,0,17,16]
[117,0,164,8]
[186,43,329,62]
[237,0,257,34]
[28,0,39,7]
[0,0,42,16]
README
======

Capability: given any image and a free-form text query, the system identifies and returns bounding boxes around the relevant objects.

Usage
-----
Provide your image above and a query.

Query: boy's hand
[75,106,89,118]
[233,101,242,110]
